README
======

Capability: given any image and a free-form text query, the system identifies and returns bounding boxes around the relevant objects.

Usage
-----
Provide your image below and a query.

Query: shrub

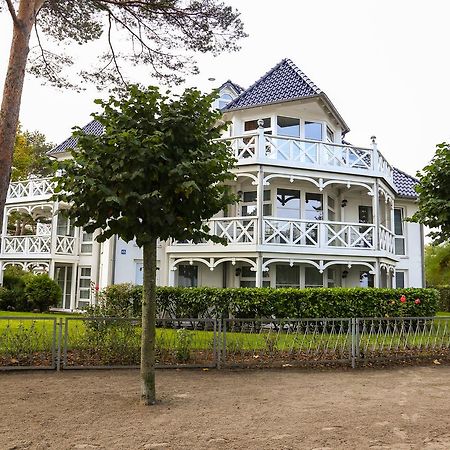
[434,286,450,312]
[90,284,439,319]
[24,274,62,312]
[2,266,33,311]
[85,283,142,317]
[0,287,16,311]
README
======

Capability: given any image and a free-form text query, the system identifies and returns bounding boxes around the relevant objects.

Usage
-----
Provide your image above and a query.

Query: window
[277,116,300,137]
[244,118,271,132]
[305,267,323,288]
[327,269,337,288]
[239,265,270,287]
[81,230,93,254]
[305,193,323,221]
[326,126,334,143]
[218,93,233,109]
[78,267,92,302]
[305,121,322,141]
[327,196,336,221]
[276,265,300,288]
[395,271,405,288]
[276,189,300,219]
[360,271,374,288]
[57,214,74,236]
[394,208,406,255]
[241,190,271,216]
[177,265,198,287]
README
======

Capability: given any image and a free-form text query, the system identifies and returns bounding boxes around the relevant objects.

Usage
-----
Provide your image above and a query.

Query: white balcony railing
[219,133,394,183]
[171,217,392,253]
[174,217,257,245]
[7,178,55,200]
[264,218,319,246]
[379,225,395,253]
[1,235,76,255]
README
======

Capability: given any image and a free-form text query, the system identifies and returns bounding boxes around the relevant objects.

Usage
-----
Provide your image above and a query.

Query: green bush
[434,286,450,312]
[85,283,142,317]
[0,287,16,310]
[24,274,62,312]
[90,284,439,319]
[2,266,33,311]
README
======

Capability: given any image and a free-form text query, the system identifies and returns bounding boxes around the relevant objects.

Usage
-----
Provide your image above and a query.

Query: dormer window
[218,93,233,109]
[304,121,323,141]
[244,118,271,132]
[277,116,300,137]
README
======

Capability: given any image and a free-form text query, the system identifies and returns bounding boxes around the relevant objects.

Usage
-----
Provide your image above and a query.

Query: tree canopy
[12,126,53,181]
[410,142,450,243]
[54,85,237,404]
[424,243,450,286]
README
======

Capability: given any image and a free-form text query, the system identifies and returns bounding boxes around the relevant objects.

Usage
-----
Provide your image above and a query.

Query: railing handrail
[264,217,375,228]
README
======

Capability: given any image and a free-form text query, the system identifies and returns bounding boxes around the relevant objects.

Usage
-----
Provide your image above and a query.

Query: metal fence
[0,316,448,370]
[0,317,58,370]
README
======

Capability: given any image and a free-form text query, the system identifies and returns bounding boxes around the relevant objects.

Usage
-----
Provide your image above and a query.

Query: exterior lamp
[341,199,348,208]
[342,270,349,279]
[235,267,242,277]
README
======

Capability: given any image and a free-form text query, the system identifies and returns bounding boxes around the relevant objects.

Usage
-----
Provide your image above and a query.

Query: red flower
[400,295,406,303]
[95,285,100,292]
[415,298,421,305]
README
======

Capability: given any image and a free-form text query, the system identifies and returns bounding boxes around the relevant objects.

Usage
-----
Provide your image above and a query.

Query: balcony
[7,178,55,202]
[220,133,394,184]
[170,216,396,257]
[1,235,77,256]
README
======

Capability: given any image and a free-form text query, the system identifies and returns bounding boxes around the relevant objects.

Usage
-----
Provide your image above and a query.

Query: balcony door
[55,264,72,309]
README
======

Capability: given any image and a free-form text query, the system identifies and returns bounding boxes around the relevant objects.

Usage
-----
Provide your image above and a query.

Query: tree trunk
[0,0,43,231]
[140,238,157,405]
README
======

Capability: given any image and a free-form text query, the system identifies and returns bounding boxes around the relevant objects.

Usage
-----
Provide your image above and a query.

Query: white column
[51,202,59,256]
[1,206,9,254]
[256,168,264,246]
[168,259,176,287]
[257,120,265,161]
[70,263,77,310]
[374,260,380,288]
[255,256,263,288]
[372,181,379,250]
[0,261,3,286]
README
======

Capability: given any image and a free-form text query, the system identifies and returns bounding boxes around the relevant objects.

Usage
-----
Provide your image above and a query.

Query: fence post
[216,319,221,369]
[56,318,63,371]
[223,319,227,367]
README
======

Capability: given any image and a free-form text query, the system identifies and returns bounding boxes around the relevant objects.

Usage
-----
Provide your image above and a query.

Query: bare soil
[0,364,449,450]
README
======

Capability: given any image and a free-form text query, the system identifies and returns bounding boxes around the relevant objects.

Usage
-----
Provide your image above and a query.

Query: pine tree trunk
[0,0,43,231]
[140,239,157,405]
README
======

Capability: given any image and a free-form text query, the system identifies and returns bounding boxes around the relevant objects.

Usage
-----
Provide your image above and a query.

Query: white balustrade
[379,225,395,253]
[264,218,319,246]
[7,178,55,200]
[325,222,375,249]
[55,235,76,254]
[2,236,51,254]
[36,223,52,236]
[218,134,394,183]
[1,234,76,255]
[210,217,257,244]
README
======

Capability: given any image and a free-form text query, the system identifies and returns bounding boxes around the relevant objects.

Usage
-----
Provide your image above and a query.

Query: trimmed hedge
[434,286,450,312]
[87,284,439,319]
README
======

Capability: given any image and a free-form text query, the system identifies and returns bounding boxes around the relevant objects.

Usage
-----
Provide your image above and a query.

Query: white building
[0,59,424,310]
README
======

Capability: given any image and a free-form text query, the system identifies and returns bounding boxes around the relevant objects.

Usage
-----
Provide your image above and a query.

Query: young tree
[0,0,246,233]
[410,142,450,243]
[54,85,237,404]
[12,126,53,181]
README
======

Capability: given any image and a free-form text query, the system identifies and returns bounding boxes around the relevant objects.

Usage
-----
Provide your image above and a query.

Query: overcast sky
[1,0,449,177]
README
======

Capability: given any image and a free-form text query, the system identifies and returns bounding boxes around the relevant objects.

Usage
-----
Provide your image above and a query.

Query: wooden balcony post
[371,135,379,174]
[257,119,265,161]
[372,180,380,250]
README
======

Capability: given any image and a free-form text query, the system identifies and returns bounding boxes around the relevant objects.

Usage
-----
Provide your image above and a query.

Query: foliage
[3,0,246,88]
[434,286,450,312]
[175,329,193,362]
[24,274,62,312]
[11,126,53,181]
[1,266,33,311]
[91,285,439,319]
[425,243,450,286]
[410,143,450,243]
[0,287,16,311]
[54,85,237,246]
[85,283,142,317]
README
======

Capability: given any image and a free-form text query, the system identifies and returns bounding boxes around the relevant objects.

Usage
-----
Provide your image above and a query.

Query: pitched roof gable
[225,58,322,111]
[48,120,104,155]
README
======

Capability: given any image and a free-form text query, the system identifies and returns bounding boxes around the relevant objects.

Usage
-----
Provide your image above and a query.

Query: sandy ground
[0,365,449,450]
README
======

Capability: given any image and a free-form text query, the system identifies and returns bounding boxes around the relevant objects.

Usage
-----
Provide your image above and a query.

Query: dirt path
[0,365,449,449]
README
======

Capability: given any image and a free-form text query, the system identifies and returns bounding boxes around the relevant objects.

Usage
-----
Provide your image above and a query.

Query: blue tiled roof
[393,168,418,199]
[225,59,322,111]
[48,120,104,155]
